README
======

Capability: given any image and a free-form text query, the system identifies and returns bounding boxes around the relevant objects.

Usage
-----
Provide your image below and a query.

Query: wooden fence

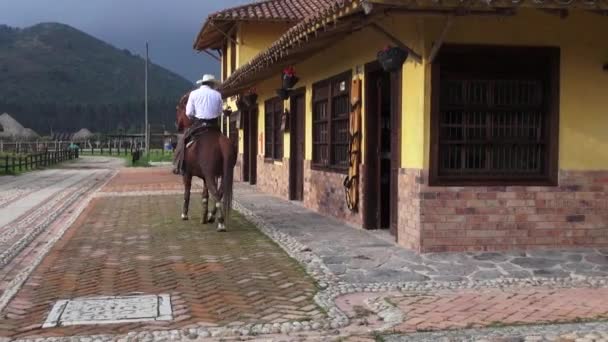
[0,133,177,155]
[0,149,79,175]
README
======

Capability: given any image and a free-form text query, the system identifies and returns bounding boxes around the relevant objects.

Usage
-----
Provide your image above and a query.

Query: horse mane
[176,91,192,133]
[177,92,190,110]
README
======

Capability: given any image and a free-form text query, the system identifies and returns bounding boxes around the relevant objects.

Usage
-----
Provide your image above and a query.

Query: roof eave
[194,18,300,51]
[219,0,608,95]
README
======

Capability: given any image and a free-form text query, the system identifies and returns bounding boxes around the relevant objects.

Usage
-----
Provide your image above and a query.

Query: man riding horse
[174,74,237,232]
[173,74,222,175]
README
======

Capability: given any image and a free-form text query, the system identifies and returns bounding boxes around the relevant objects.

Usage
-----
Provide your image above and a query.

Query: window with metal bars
[430,45,560,186]
[312,71,351,171]
[264,98,283,160]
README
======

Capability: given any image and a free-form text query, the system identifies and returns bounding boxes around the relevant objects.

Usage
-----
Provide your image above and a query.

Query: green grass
[79,149,174,167]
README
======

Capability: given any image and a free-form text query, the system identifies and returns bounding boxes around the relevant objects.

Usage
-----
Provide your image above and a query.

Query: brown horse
[176,92,237,231]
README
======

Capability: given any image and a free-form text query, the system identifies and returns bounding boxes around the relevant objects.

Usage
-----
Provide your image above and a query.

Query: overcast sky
[0,0,250,82]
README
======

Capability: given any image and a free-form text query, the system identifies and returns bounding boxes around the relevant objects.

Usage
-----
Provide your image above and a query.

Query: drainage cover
[43,294,172,328]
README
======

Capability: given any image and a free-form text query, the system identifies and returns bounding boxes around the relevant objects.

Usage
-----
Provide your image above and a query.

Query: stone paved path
[0,157,121,270]
[234,184,608,284]
[2,165,608,342]
[393,287,608,332]
[0,168,323,340]
[100,168,189,193]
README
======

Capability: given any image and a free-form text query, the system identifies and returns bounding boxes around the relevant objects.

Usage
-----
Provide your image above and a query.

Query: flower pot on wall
[377,46,408,72]
[282,75,299,89]
[282,66,298,89]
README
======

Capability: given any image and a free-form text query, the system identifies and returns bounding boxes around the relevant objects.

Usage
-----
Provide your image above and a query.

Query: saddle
[175,118,220,175]
[185,120,220,149]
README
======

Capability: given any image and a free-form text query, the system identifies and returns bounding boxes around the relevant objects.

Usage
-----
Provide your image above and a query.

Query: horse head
[176,92,192,133]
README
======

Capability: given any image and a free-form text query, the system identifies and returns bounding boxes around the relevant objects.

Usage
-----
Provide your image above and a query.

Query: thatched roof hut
[0,113,39,140]
[72,128,94,141]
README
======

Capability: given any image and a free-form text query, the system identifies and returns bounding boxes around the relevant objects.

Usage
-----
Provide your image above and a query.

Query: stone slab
[43,294,172,328]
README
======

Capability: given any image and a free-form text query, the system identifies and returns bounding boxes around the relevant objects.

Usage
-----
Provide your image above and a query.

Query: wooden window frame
[312,70,352,173]
[264,97,284,161]
[430,44,560,187]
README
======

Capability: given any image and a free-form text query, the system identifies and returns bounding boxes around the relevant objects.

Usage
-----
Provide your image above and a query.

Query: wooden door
[290,90,306,201]
[248,108,258,185]
[389,71,402,237]
[363,62,401,240]
[363,64,381,230]
[242,109,250,182]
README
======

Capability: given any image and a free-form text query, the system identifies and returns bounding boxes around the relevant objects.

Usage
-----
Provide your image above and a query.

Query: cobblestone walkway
[233,183,608,341]
[234,184,608,283]
[0,169,322,340]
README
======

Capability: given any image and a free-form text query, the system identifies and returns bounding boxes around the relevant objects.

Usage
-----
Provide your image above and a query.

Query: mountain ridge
[0,22,194,135]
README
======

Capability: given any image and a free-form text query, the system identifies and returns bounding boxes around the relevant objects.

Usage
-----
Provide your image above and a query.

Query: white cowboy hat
[196,74,220,85]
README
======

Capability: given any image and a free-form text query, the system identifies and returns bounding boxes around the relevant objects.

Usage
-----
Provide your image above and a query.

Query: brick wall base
[256,156,289,199]
[397,169,423,252]
[247,158,607,252]
[303,160,362,226]
[398,169,608,252]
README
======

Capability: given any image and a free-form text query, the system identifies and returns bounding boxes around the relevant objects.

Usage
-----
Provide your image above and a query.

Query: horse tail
[222,144,236,226]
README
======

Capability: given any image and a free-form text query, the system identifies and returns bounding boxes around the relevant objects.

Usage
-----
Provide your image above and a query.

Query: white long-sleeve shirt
[185,85,223,120]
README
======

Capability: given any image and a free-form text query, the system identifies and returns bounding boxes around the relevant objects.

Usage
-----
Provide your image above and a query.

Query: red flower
[283,66,296,77]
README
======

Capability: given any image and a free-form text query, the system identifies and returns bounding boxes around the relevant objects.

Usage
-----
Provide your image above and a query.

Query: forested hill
[0,23,193,135]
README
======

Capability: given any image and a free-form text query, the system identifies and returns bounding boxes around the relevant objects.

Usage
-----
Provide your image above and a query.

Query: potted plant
[276,88,291,101]
[242,88,258,108]
[282,66,299,89]
[377,45,408,72]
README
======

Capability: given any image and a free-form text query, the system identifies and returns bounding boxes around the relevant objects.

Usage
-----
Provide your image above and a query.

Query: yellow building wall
[238,22,292,68]
[421,9,608,170]
[401,59,427,169]
[234,10,608,172]
[225,22,292,155]
[251,15,425,165]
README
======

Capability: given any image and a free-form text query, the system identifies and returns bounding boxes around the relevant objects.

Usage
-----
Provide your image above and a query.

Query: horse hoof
[207,215,215,224]
[181,214,189,221]
[217,223,226,232]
